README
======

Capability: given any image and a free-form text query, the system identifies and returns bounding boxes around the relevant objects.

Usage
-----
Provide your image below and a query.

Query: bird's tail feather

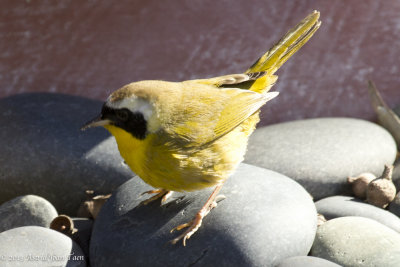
[244,10,321,93]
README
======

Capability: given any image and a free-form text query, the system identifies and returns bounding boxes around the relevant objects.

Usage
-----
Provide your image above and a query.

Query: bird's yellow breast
[104,112,259,192]
[104,125,149,180]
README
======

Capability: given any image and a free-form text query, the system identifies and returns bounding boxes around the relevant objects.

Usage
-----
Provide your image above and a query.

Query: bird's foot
[139,189,173,206]
[170,198,219,246]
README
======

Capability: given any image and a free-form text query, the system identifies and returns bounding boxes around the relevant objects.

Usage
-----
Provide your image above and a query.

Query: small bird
[82,11,321,246]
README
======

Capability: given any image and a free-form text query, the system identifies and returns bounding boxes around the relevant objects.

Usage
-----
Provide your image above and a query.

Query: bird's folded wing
[161,86,278,147]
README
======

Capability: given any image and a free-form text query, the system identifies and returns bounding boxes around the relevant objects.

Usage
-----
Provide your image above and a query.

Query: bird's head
[81,83,158,140]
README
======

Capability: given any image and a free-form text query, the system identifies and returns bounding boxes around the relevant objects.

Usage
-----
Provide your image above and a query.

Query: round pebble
[311,216,400,267]
[0,195,58,233]
[276,256,341,267]
[0,226,86,267]
[245,118,397,200]
[0,93,133,214]
[90,163,317,267]
[315,195,400,232]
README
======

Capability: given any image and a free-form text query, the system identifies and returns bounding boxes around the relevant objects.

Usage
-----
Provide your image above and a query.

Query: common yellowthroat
[82,11,320,246]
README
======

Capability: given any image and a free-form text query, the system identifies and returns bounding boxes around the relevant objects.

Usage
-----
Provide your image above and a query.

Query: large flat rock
[90,163,317,267]
[246,118,397,200]
[0,93,133,214]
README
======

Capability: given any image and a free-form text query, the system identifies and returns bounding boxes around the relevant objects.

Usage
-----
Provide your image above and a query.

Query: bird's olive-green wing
[161,85,278,147]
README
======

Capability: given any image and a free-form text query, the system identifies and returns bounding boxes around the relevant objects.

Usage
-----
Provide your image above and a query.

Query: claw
[140,189,162,196]
[170,222,191,233]
[161,191,174,204]
[215,194,226,203]
[169,215,201,246]
[170,213,203,246]
[169,185,224,246]
[139,189,172,206]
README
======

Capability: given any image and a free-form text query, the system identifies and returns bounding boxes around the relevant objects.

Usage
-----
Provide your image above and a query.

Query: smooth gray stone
[90,163,317,267]
[0,226,86,267]
[0,195,58,232]
[394,105,400,117]
[276,256,342,267]
[393,162,400,189]
[389,191,400,217]
[311,216,400,267]
[71,218,93,259]
[245,118,397,200]
[315,195,400,232]
[0,93,133,214]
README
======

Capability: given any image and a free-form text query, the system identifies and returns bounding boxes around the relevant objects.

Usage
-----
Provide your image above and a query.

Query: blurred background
[1,0,399,125]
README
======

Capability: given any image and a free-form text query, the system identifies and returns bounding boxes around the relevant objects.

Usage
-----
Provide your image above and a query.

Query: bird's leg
[170,184,223,246]
[139,189,173,205]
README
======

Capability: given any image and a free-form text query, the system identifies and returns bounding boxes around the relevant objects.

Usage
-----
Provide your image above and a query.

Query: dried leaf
[368,81,400,148]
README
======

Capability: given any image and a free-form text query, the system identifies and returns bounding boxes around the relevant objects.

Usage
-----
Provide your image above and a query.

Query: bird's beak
[81,115,110,131]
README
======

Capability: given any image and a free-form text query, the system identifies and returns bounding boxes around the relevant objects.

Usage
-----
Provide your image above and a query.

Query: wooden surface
[1,0,400,125]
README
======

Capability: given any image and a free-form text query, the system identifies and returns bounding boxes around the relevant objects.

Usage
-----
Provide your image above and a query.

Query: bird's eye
[116,109,129,121]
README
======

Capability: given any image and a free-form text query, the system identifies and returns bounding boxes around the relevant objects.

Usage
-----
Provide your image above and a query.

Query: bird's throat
[104,124,148,175]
